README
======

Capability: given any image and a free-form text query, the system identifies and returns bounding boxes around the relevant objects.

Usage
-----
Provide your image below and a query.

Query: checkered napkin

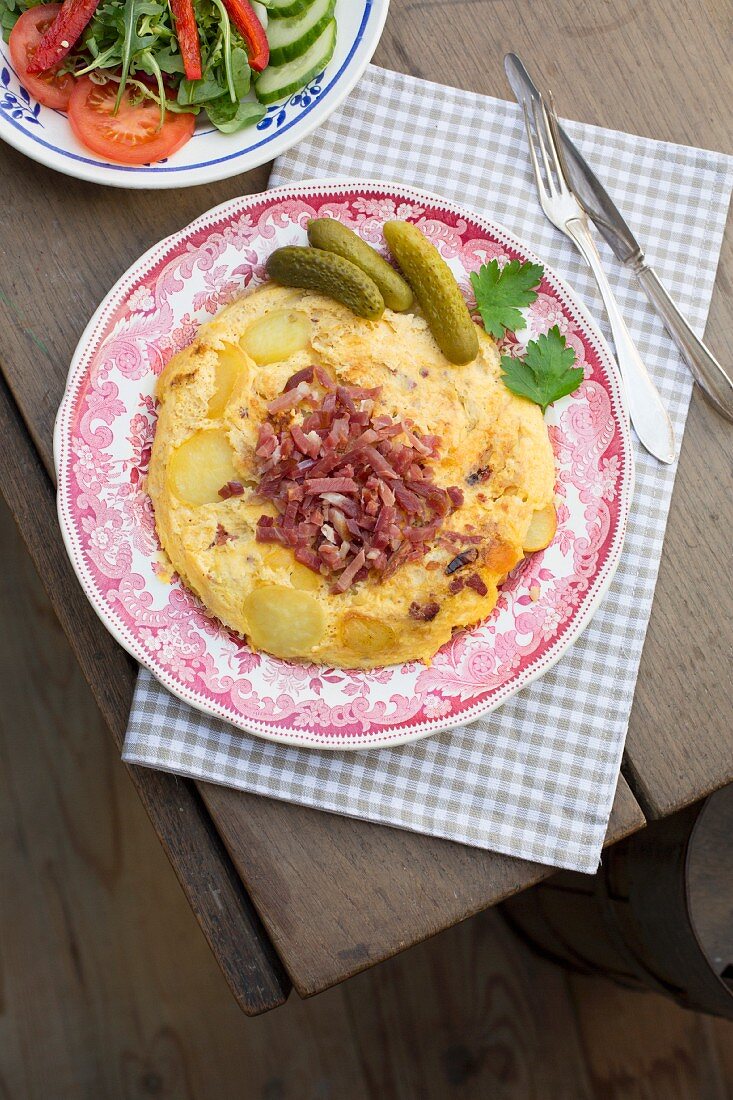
[124,66,733,873]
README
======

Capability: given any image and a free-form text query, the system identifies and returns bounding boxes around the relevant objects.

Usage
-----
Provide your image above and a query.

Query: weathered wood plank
[625,374,733,817]
[0,375,290,1016]
[565,972,731,1099]
[0,494,363,1095]
[201,774,643,996]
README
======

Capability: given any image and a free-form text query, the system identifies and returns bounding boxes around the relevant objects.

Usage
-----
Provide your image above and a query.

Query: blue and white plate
[0,0,388,188]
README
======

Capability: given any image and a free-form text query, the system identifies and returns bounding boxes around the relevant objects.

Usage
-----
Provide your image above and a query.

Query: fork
[521,95,676,464]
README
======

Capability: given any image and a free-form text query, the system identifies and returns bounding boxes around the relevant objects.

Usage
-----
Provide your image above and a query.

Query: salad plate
[0,0,387,187]
[54,179,634,750]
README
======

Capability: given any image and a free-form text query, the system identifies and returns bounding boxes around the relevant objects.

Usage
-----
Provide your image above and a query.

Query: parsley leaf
[470,258,544,339]
[500,326,584,413]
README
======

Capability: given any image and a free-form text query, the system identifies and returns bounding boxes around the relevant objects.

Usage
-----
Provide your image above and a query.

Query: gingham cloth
[124,66,733,873]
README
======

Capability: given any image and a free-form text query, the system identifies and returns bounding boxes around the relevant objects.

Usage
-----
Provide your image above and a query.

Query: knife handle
[634,264,733,423]
[565,218,676,464]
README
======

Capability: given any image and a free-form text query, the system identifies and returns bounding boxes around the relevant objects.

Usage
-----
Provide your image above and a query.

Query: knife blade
[504,54,642,263]
[504,52,733,422]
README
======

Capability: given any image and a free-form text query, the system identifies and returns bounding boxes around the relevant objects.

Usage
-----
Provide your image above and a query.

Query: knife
[505,53,733,422]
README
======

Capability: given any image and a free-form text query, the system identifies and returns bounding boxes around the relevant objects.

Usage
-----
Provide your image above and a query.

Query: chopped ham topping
[437,530,484,548]
[290,423,320,458]
[448,571,487,596]
[409,600,440,622]
[304,477,359,494]
[283,366,314,392]
[266,382,316,415]
[314,364,336,390]
[332,548,366,593]
[294,547,322,572]
[218,480,245,499]
[210,524,234,547]
[465,573,489,596]
[253,373,464,591]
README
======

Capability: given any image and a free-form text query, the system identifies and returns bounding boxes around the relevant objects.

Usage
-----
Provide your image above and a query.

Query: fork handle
[632,263,733,423]
[565,218,676,464]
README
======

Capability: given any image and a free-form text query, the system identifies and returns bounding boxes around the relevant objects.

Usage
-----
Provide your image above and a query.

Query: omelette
[148,283,556,668]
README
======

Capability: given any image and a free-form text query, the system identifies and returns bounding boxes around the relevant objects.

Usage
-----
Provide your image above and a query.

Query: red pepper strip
[27,0,101,73]
[221,0,269,72]
[169,0,202,80]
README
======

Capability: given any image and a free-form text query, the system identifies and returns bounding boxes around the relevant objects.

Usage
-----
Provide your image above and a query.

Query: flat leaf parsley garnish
[470,258,544,339]
[500,326,584,414]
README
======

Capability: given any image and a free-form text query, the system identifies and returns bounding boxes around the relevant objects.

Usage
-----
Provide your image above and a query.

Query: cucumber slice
[251,1,268,29]
[259,0,311,17]
[267,0,335,66]
[255,18,336,105]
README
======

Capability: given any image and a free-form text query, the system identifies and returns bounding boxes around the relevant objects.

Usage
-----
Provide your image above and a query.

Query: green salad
[1,0,336,162]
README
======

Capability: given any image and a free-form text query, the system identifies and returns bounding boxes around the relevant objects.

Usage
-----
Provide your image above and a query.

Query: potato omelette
[148,282,556,668]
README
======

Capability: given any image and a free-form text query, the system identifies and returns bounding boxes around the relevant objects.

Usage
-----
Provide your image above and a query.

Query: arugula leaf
[115,0,160,109]
[205,95,264,133]
[470,258,544,339]
[0,0,44,39]
[139,48,165,126]
[177,36,247,108]
[230,45,250,99]
[139,43,184,75]
[500,326,584,413]
[178,70,225,104]
[210,0,235,101]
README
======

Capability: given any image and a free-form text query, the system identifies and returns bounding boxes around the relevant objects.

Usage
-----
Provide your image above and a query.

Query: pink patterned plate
[54,180,634,750]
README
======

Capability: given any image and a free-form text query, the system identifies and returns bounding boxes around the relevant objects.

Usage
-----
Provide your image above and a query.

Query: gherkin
[266,247,385,321]
[307,219,413,312]
[383,221,479,364]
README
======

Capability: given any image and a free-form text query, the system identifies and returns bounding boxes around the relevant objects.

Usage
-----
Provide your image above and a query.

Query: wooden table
[1,0,731,1016]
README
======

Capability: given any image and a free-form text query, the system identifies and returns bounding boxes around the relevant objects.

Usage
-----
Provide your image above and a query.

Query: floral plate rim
[54,179,634,750]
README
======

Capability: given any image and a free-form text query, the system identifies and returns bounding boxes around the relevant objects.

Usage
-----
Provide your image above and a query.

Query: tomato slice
[9,6,75,111]
[67,76,195,165]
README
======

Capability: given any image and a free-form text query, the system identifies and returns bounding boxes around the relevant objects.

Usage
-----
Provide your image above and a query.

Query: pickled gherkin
[383,220,479,364]
[266,246,385,320]
[307,218,414,311]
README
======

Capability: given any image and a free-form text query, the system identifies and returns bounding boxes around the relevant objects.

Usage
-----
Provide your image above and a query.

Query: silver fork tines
[519,91,676,463]
[533,98,557,195]
[522,98,584,227]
